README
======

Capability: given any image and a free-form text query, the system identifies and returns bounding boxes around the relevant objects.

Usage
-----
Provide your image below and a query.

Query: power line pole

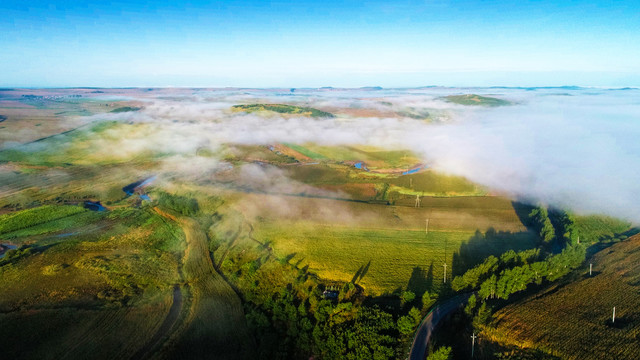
[443,263,447,283]
[425,218,429,235]
[590,263,592,276]
[443,235,447,283]
[612,307,616,323]
[471,332,477,358]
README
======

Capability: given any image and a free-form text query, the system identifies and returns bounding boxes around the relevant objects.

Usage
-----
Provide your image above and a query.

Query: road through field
[131,285,183,360]
[158,210,254,360]
[409,293,471,360]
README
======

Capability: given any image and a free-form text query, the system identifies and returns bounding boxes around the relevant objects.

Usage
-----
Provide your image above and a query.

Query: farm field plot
[235,192,531,233]
[280,143,422,168]
[254,222,536,295]
[487,234,640,360]
[255,222,461,294]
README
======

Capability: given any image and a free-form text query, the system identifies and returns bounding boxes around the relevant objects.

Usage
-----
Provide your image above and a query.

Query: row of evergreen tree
[453,205,588,341]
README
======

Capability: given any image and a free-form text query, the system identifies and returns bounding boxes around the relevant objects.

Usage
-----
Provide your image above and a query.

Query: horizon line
[2,85,639,90]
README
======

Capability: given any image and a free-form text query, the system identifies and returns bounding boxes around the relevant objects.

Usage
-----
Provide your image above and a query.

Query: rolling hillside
[487,234,640,360]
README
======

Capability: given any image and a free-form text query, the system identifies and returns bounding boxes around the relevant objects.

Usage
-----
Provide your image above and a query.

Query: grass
[0,205,87,235]
[572,214,631,243]
[252,220,536,295]
[389,171,486,197]
[442,94,511,107]
[282,142,328,160]
[277,162,485,200]
[277,143,423,170]
[486,234,640,360]
[0,210,104,242]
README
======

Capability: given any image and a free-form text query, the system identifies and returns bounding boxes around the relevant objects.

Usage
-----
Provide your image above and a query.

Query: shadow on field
[406,264,434,298]
[606,316,632,329]
[351,260,371,284]
[452,228,538,276]
[511,201,536,229]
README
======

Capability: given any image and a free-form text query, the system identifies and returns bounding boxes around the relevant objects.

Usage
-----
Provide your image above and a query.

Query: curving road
[409,293,471,360]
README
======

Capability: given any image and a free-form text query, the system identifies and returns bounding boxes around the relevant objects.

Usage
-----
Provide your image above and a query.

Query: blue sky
[1,0,639,87]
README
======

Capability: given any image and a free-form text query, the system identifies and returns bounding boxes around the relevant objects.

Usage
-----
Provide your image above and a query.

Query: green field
[572,214,631,243]
[390,171,486,197]
[253,221,536,295]
[237,191,537,296]
[280,143,422,168]
[282,142,328,159]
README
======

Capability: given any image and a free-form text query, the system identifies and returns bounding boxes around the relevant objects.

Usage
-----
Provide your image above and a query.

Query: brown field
[486,234,640,360]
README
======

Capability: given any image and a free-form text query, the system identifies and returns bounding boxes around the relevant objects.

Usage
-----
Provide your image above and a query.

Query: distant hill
[442,94,511,106]
[231,103,335,118]
[109,106,141,113]
[487,234,640,360]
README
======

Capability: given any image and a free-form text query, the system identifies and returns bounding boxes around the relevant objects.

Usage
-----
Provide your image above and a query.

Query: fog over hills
[34,86,636,223]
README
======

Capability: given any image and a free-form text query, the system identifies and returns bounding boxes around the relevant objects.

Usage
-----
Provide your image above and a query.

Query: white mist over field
[92,87,640,222]
[415,90,640,222]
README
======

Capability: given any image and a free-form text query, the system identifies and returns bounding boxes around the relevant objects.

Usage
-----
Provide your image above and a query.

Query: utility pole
[590,263,592,276]
[612,307,616,323]
[443,236,447,283]
[443,263,447,283]
[425,218,430,235]
[471,332,477,358]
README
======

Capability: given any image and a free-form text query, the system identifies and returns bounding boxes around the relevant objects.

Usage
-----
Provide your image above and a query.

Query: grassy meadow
[253,222,536,295]
[237,191,537,295]
[0,206,185,359]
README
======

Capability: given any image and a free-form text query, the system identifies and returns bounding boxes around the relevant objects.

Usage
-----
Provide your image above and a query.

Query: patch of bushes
[156,192,199,216]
